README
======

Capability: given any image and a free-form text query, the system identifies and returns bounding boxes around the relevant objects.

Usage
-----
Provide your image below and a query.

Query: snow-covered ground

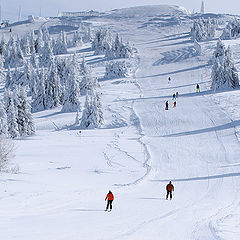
[0,5,240,240]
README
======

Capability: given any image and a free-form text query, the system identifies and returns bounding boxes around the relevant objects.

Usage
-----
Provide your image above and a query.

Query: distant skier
[173,101,176,108]
[165,101,169,110]
[196,84,200,93]
[176,92,179,98]
[105,190,114,211]
[168,77,171,84]
[172,93,176,100]
[166,181,174,200]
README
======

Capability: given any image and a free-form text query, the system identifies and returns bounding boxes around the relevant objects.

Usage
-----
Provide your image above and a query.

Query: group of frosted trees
[92,29,134,58]
[1,23,104,136]
[221,18,240,40]
[190,18,216,41]
[104,61,129,79]
[211,39,239,90]
[0,87,35,138]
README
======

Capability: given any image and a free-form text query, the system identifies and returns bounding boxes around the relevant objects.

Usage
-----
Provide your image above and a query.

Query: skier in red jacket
[166,181,174,200]
[105,190,114,211]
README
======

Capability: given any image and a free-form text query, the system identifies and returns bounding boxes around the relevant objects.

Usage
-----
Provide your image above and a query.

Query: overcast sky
[0,0,239,21]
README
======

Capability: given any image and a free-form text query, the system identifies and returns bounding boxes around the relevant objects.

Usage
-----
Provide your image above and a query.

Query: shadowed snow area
[0,5,240,240]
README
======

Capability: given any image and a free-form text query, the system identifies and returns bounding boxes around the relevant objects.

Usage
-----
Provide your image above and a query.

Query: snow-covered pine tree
[32,69,46,112]
[0,54,5,81]
[28,31,36,54]
[92,28,112,55]
[0,100,8,136]
[79,93,103,129]
[70,30,83,47]
[5,67,12,89]
[7,35,14,49]
[53,31,68,55]
[13,86,35,136]
[94,91,103,126]
[20,35,31,55]
[191,18,216,41]
[80,74,99,96]
[221,18,240,40]
[0,35,6,55]
[42,25,50,42]
[104,61,129,79]
[5,41,25,68]
[39,40,54,67]
[61,64,81,112]
[30,50,39,68]
[4,90,19,138]
[211,39,239,90]
[79,57,90,75]
[45,61,62,108]
[35,28,44,53]
[23,60,34,88]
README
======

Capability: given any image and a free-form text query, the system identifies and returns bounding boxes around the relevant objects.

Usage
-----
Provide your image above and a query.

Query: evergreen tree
[5,67,12,89]
[79,93,103,129]
[35,28,44,53]
[53,31,68,55]
[39,40,54,67]
[0,55,5,81]
[79,57,90,75]
[92,29,113,55]
[61,65,81,112]
[191,18,216,41]
[0,101,8,136]
[211,40,239,90]
[45,62,61,108]
[28,31,36,54]
[4,90,19,138]
[221,18,240,40]
[30,50,39,68]
[42,25,50,42]
[14,86,35,136]
[32,69,46,112]
[104,61,129,79]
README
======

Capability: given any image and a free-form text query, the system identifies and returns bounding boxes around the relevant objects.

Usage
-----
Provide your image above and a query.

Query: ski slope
[0,5,240,240]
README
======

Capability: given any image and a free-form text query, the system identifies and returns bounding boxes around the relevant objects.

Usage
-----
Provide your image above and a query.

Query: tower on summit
[201,1,205,14]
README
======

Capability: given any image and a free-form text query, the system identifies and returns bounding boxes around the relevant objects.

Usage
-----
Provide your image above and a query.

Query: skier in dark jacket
[166,181,174,200]
[105,190,114,211]
[165,101,169,110]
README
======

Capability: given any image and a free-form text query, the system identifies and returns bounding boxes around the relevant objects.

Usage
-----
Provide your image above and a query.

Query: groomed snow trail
[0,6,240,240]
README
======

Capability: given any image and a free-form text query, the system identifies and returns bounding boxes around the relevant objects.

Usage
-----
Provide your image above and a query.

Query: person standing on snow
[165,101,169,110]
[166,181,174,200]
[105,190,114,211]
[176,92,179,98]
[172,93,176,100]
[173,101,176,108]
[196,84,200,93]
[168,77,171,84]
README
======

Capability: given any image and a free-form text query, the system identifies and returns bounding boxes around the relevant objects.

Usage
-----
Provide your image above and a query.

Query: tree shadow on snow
[139,63,210,79]
[138,197,166,200]
[72,209,105,212]
[153,46,198,66]
[159,119,240,138]
[152,172,240,183]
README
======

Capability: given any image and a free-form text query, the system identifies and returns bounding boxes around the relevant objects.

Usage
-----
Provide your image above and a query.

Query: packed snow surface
[0,5,240,240]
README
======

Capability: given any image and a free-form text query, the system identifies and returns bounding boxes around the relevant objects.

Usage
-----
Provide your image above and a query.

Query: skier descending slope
[196,84,200,93]
[105,191,114,212]
[166,181,174,200]
[165,101,169,110]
